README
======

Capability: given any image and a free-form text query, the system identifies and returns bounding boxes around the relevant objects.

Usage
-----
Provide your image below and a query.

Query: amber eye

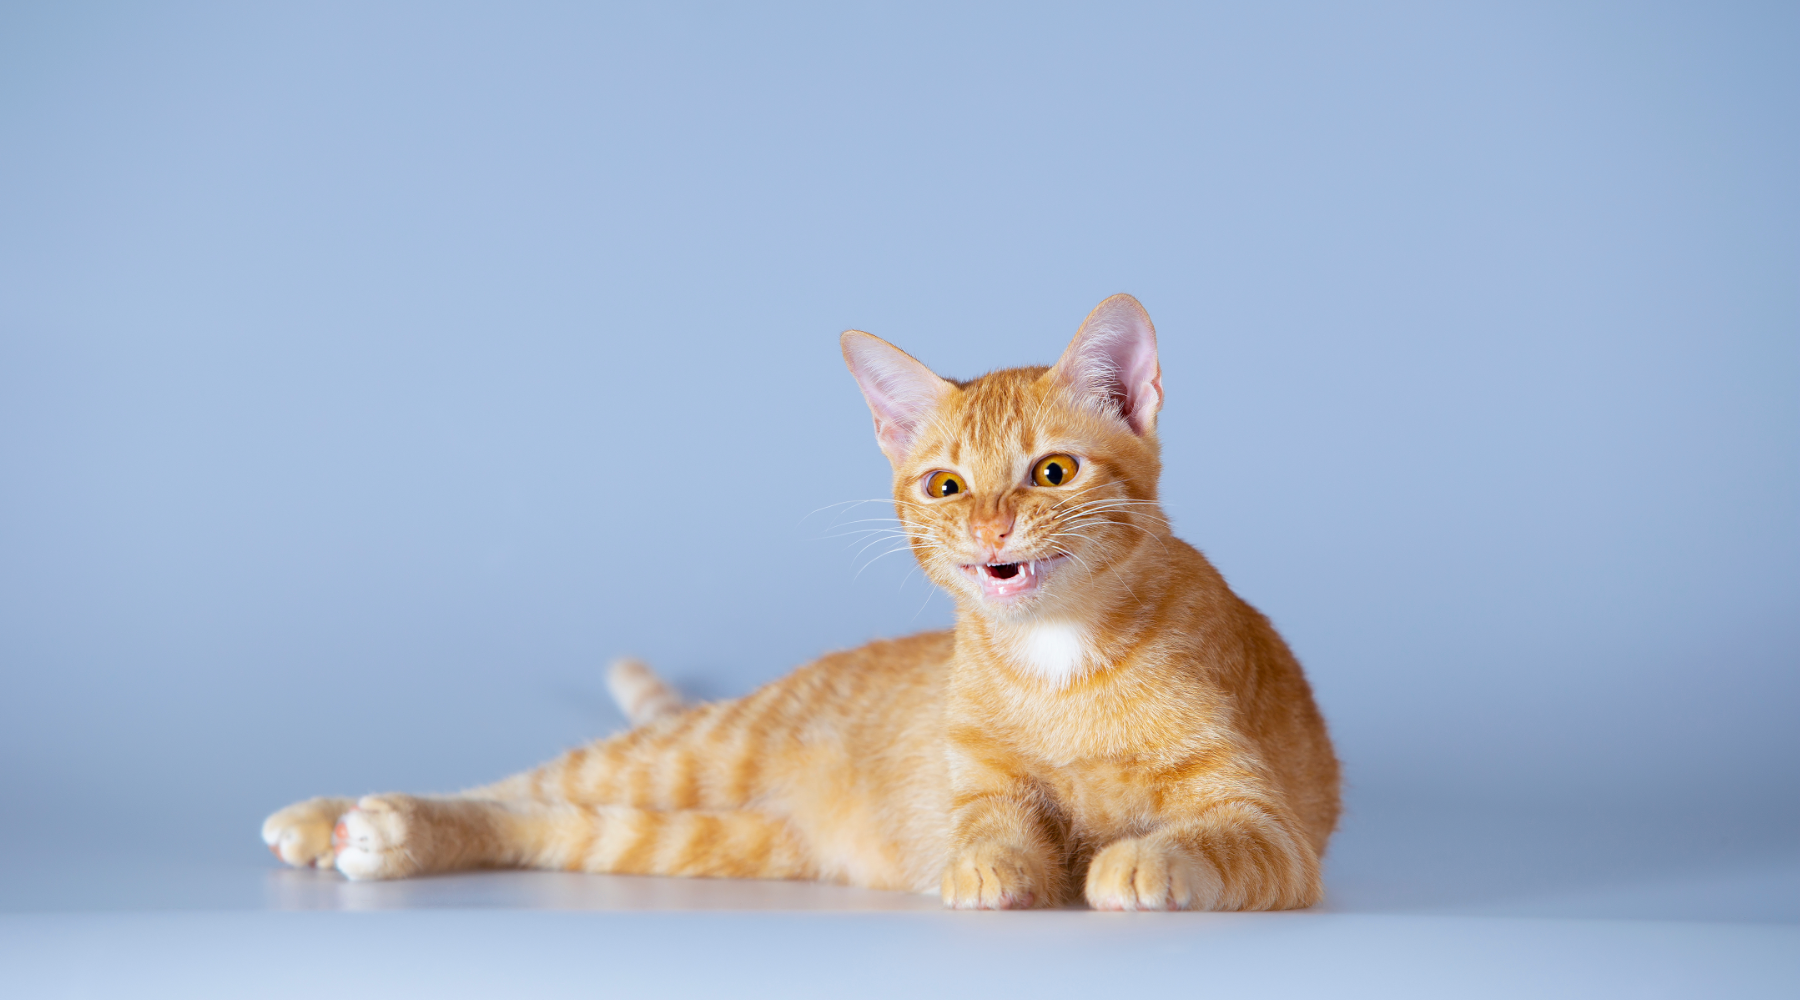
[1031,454,1078,487]
[925,471,967,498]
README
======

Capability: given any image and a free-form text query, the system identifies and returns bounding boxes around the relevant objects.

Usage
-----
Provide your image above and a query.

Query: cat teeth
[967,556,1067,601]
[979,561,1033,582]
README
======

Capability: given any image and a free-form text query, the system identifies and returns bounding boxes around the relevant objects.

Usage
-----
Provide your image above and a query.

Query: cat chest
[977,697,1229,839]
[1033,758,1188,840]
[977,680,1223,767]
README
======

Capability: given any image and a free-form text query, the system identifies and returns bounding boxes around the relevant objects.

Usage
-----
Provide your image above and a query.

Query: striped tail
[606,657,685,727]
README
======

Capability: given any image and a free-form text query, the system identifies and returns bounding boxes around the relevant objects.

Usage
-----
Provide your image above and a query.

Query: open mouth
[960,556,1068,601]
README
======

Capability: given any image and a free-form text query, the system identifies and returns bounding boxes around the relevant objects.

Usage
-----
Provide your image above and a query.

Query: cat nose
[971,516,1013,558]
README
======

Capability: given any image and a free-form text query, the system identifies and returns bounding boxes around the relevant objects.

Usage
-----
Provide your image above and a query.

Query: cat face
[893,368,1164,616]
[843,295,1165,619]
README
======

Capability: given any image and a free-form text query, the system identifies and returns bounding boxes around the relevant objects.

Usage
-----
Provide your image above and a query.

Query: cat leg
[941,750,1062,909]
[1083,798,1321,911]
[465,695,793,813]
[266,687,800,878]
[264,794,527,877]
[941,811,1057,909]
[534,803,814,880]
[327,793,815,882]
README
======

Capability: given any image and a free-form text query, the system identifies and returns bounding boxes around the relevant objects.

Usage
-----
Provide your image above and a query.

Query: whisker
[823,527,926,542]
[807,498,929,514]
[853,544,921,581]
[856,530,948,559]
[821,516,910,527]
[1054,514,1172,556]
[908,582,939,623]
[803,498,930,526]
[1050,483,1121,507]
[1058,502,1174,529]
[1054,545,1096,577]
[826,524,920,536]
[1059,495,1162,507]
[1048,538,1148,607]
[853,534,908,558]
[1067,515,1174,535]
[1059,498,1168,514]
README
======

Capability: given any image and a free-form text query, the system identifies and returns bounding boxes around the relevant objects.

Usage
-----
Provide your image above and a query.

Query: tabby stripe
[610,809,664,874]
[584,739,633,803]
[561,804,600,871]
[660,749,700,810]
[557,746,589,804]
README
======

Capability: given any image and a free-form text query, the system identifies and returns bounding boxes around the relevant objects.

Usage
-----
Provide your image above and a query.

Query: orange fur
[262,294,1340,910]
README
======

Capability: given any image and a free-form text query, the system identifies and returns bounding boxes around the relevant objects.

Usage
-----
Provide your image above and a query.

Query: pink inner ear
[842,332,953,460]
[1055,296,1163,435]
[1112,333,1160,418]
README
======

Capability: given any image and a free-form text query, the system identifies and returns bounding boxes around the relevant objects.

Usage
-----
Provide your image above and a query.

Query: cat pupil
[1047,464,1064,485]
[943,480,958,495]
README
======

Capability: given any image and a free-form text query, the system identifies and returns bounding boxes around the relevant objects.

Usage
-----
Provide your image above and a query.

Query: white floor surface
[3,800,1795,997]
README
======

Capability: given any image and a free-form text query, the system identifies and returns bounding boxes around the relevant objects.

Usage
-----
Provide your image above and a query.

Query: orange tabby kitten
[262,294,1340,910]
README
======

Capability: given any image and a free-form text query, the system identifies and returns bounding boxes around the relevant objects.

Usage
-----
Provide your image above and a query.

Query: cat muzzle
[962,556,1068,601]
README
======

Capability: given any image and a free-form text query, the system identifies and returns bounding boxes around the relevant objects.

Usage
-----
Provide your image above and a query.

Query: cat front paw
[262,796,356,869]
[941,843,1049,909]
[330,794,431,881]
[1084,837,1222,911]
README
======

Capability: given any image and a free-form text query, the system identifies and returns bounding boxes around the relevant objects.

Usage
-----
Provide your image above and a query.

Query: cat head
[842,294,1166,620]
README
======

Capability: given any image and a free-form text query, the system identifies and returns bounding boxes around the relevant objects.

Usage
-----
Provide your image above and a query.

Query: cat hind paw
[330,795,427,881]
[262,796,355,869]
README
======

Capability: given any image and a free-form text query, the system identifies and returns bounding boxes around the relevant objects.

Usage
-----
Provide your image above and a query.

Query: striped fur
[263,294,1341,910]
[606,657,684,727]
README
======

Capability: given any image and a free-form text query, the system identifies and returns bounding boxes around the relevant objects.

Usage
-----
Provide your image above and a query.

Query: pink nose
[972,517,1012,556]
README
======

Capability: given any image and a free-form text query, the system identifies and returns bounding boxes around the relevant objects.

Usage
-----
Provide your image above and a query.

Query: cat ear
[1049,294,1163,435]
[841,331,956,463]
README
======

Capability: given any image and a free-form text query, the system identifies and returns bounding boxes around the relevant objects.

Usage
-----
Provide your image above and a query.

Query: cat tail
[606,657,685,727]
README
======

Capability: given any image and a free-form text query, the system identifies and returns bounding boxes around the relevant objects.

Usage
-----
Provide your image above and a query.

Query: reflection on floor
[265,866,946,912]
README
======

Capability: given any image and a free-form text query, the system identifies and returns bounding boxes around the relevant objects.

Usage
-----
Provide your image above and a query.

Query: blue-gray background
[2,1,1794,877]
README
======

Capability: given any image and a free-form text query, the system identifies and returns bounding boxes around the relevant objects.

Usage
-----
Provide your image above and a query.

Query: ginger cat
[262,294,1340,910]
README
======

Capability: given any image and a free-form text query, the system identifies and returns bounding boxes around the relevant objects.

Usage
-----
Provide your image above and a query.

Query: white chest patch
[1016,621,1093,685]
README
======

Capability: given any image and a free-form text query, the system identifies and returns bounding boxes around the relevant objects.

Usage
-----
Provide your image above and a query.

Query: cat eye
[1031,454,1078,488]
[925,470,967,498]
